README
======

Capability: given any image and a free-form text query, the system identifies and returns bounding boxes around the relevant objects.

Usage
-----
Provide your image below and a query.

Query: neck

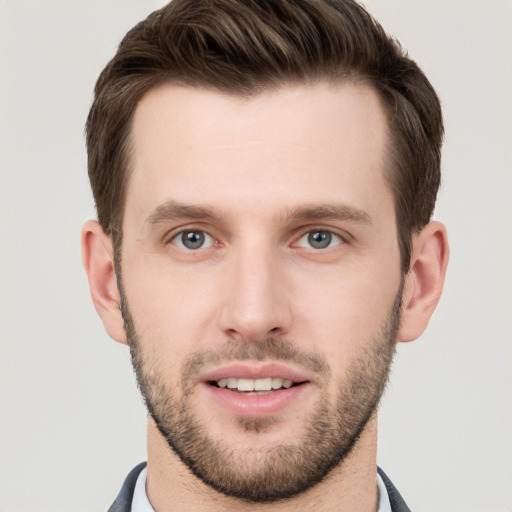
[145,414,380,512]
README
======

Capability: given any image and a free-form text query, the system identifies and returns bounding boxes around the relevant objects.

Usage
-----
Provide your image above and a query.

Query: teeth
[216,377,296,391]
[255,378,272,391]
[237,378,255,391]
[272,378,283,389]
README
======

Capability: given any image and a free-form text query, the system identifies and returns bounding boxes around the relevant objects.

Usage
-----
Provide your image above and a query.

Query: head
[83,0,448,504]
[86,0,443,275]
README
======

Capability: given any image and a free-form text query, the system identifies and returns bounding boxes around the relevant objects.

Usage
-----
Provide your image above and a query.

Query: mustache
[182,337,330,379]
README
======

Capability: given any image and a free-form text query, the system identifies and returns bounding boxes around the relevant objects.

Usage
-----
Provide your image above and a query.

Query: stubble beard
[119,284,402,503]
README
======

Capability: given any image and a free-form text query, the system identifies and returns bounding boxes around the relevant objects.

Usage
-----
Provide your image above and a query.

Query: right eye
[295,230,343,250]
[171,230,214,250]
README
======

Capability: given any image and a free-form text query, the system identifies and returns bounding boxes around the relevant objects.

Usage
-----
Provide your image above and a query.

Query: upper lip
[199,362,313,384]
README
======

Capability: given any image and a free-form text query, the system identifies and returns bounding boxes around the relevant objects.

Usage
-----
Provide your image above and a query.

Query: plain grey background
[1,1,511,511]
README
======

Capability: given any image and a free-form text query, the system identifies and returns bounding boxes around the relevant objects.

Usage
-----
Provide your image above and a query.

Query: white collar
[131,467,392,512]
[131,467,154,512]
[377,471,393,512]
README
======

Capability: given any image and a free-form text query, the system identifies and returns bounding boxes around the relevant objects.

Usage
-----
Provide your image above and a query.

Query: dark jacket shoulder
[108,462,147,512]
[378,467,411,512]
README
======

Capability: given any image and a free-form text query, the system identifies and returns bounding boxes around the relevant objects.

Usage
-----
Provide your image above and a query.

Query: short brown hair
[86,0,443,273]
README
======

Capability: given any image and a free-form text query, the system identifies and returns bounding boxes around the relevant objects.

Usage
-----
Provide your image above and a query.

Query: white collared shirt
[131,467,154,512]
[377,471,393,512]
[131,467,392,512]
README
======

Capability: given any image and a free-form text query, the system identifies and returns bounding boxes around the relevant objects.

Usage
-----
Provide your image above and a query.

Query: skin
[82,82,449,511]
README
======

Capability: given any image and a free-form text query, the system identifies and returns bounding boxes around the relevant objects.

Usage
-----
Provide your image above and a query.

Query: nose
[219,244,292,343]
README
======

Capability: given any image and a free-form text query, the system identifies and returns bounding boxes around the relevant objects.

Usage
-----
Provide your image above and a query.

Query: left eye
[295,230,343,250]
[172,230,214,250]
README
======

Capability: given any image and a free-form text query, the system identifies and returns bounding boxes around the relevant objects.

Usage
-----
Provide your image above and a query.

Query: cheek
[121,253,223,361]
[294,261,401,366]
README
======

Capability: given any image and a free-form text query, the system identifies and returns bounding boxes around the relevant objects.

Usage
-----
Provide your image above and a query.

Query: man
[81,0,449,510]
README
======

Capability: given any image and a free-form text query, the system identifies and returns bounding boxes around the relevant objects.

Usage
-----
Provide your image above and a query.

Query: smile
[200,364,313,417]
[214,377,295,392]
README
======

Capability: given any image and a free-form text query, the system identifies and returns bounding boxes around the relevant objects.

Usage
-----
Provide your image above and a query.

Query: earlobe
[397,221,449,343]
[81,220,127,344]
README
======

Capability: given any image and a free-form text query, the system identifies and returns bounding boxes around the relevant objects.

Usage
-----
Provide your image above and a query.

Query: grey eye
[173,230,213,250]
[308,231,332,249]
[296,230,342,250]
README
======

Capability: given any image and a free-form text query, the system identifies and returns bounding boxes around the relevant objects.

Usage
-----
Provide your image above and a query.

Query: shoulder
[377,467,411,512]
[108,462,147,512]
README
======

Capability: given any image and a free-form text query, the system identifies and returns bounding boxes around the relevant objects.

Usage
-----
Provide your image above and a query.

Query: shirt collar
[377,471,393,512]
[131,467,154,512]
[131,467,392,512]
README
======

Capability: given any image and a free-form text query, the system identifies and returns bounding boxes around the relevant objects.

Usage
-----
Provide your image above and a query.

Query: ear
[398,221,449,342]
[81,220,127,344]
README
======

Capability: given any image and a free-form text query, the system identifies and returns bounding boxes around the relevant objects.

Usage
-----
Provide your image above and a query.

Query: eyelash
[294,229,344,250]
[169,229,216,250]
[167,227,346,252]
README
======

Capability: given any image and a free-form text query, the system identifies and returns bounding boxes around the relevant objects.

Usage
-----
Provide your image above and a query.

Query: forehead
[126,81,392,227]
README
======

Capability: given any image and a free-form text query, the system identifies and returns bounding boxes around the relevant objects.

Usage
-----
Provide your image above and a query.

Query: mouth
[200,363,313,416]
[209,377,303,395]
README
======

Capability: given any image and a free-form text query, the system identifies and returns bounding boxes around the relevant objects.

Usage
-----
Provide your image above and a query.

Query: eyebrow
[286,203,372,225]
[146,200,221,226]
[145,200,372,228]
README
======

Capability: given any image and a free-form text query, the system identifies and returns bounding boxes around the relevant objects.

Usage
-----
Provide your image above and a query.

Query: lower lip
[202,382,312,417]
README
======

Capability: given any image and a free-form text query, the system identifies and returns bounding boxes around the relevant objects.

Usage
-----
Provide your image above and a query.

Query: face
[119,82,404,501]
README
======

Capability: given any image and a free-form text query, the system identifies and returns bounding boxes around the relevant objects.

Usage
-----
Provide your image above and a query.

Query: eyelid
[163,222,210,242]
[166,227,216,250]
[162,224,348,251]
[292,227,347,249]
